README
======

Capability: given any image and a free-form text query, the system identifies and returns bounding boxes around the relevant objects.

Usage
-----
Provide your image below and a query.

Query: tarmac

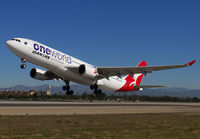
[0,101,200,115]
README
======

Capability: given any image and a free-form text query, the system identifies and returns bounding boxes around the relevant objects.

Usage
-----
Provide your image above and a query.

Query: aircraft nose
[6,40,11,46]
[6,40,14,48]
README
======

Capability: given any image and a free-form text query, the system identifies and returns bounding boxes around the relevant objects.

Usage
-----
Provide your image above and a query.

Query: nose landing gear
[20,64,26,69]
[20,58,27,69]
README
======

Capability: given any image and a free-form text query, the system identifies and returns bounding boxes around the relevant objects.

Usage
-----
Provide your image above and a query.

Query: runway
[0,101,200,115]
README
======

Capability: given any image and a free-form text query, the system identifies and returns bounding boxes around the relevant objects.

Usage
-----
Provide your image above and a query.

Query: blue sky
[0,0,199,89]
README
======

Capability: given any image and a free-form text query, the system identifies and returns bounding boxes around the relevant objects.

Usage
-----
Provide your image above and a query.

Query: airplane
[6,38,196,95]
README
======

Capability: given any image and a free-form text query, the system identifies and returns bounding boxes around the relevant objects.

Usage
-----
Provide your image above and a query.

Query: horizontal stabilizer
[134,85,165,89]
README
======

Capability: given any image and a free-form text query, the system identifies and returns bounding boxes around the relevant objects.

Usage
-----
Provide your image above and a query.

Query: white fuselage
[6,38,127,92]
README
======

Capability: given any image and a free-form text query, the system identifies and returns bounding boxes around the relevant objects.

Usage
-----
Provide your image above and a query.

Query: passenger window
[24,42,28,45]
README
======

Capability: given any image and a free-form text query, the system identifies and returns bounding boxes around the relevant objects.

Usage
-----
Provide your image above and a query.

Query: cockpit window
[11,39,21,42]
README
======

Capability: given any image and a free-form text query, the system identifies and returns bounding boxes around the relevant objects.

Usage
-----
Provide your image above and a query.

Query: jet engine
[30,68,51,81]
[78,64,98,79]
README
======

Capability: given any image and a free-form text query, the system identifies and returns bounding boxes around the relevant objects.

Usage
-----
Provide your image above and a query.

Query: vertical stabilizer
[134,60,147,86]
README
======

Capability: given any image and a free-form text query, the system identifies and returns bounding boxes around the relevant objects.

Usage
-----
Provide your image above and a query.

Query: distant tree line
[0,90,200,102]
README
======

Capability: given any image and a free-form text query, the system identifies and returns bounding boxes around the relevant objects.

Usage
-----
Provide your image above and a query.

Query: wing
[97,60,196,78]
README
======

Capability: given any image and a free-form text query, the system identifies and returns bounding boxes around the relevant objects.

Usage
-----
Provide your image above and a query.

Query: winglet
[137,60,148,67]
[187,60,196,66]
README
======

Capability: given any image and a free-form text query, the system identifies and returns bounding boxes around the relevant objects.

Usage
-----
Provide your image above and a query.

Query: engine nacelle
[30,68,50,81]
[78,64,98,79]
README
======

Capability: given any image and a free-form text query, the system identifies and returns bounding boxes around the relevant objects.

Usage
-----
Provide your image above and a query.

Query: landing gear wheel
[69,90,73,95]
[20,64,26,69]
[90,85,95,90]
[20,58,27,69]
[94,90,98,95]
[66,90,73,95]
[63,86,70,91]
[21,58,26,63]
[97,89,102,95]
[90,84,98,90]
[63,86,66,90]
[94,89,102,96]
[64,81,73,95]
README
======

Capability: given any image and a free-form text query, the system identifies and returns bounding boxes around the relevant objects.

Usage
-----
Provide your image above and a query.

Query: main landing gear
[90,84,102,95]
[20,58,26,69]
[63,81,74,95]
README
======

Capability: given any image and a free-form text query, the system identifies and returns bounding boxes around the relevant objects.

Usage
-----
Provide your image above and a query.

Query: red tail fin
[134,60,147,86]
[117,60,148,92]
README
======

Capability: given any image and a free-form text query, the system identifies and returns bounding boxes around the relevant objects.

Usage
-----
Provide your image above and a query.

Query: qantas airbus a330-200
[6,38,196,95]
